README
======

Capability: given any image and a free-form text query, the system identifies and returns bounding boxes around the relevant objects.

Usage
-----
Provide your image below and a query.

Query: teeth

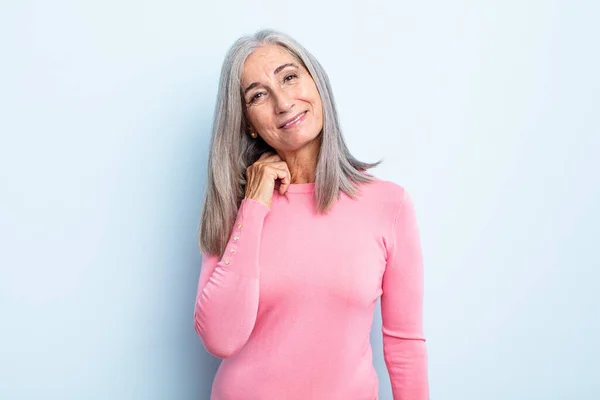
[284,112,304,127]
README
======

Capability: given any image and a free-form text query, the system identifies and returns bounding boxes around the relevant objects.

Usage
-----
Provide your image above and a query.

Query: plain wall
[1,0,598,399]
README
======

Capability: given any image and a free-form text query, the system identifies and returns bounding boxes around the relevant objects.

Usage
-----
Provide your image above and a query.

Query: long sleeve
[381,189,430,399]
[193,197,270,359]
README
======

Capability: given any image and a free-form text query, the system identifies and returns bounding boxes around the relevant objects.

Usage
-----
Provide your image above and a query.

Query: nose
[272,88,294,114]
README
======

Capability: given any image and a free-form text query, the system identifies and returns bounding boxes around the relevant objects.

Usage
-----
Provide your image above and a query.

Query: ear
[242,112,252,131]
[246,120,256,134]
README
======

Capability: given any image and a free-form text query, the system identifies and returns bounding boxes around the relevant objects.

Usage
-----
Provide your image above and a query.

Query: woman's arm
[381,188,430,399]
[193,197,270,358]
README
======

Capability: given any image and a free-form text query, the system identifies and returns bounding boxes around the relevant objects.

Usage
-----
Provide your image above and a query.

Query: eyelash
[249,74,298,103]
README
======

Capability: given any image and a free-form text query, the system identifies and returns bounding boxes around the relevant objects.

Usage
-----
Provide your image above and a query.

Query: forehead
[241,44,299,83]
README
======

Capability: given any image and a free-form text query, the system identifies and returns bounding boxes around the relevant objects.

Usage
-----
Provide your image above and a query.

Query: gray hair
[198,29,383,256]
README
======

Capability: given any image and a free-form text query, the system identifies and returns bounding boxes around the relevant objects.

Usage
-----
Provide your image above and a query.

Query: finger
[271,161,291,172]
[261,152,282,162]
[257,151,273,160]
[269,161,292,194]
[276,161,292,192]
[258,151,280,160]
[272,166,291,195]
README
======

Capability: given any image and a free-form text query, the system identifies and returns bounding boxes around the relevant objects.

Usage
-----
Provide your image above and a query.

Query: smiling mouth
[279,111,308,129]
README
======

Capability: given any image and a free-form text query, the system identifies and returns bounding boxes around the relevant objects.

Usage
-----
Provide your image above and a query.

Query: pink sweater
[194,178,429,399]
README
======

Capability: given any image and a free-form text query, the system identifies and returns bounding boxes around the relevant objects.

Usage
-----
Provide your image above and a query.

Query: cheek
[247,109,269,130]
[312,93,324,122]
[306,85,323,118]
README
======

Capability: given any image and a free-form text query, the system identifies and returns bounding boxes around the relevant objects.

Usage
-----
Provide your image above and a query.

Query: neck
[275,138,319,184]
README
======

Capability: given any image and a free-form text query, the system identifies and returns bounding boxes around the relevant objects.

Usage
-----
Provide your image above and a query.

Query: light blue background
[1,1,598,399]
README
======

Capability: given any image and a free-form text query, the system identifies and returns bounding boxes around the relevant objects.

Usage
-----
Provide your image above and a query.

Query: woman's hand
[244,151,291,208]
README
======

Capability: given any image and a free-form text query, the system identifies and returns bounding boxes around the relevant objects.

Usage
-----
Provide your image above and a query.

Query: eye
[284,74,298,83]
[250,92,265,103]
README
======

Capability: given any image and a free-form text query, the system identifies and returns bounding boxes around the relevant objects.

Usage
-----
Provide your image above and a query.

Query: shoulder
[354,176,415,258]
[357,175,409,210]
[349,175,414,233]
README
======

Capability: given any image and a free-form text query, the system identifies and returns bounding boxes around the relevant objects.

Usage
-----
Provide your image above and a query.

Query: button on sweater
[194,178,429,400]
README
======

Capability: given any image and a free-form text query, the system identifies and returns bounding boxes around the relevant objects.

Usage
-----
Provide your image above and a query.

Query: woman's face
[241,44,324,153]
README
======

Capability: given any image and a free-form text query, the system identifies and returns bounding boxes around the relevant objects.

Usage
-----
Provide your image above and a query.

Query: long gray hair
[198,29,383,256]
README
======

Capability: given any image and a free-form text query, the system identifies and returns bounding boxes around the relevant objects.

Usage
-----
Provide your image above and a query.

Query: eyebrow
[243,63,299,96]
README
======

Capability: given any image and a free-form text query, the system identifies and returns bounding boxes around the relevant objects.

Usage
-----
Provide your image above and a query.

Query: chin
[295,127,320,142]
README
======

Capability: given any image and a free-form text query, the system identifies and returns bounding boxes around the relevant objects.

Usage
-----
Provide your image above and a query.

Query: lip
[279,111,308,129]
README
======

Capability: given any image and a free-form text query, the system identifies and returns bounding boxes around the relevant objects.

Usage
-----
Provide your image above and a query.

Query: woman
[194,29,429,400]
